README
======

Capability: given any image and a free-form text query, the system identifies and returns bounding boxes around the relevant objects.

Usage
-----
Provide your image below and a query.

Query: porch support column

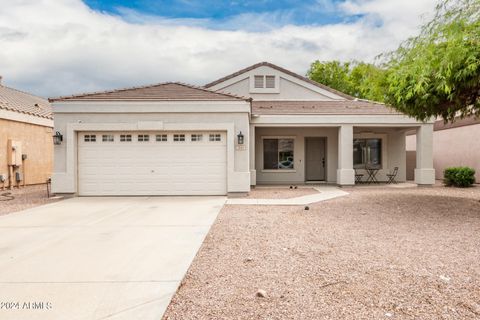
[414,124,435,185]
[337,125,355,185]
[249,124,256,185]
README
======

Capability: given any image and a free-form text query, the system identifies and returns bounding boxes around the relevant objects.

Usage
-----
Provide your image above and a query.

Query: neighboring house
[406,116,480,182]
[50,62,435,196]
[0,78,53,188]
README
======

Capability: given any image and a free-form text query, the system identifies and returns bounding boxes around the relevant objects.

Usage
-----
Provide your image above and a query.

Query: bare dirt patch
[164,185,480,320]
[0,184,62,216]
[240,187,319,199]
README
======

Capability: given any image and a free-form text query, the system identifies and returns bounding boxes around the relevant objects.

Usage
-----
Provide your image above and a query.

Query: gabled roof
[49,82,249,102]
[0,84,52,119]
[252,100,401,115]
[204,61,355,100]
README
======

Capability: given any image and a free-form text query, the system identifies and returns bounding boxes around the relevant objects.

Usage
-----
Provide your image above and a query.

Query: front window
[353,138,382,168]
[263,138,294,170]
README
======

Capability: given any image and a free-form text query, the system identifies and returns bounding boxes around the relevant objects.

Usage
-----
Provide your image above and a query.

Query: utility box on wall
[7,140,22,166]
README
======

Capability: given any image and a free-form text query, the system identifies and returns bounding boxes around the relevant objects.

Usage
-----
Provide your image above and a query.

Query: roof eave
[251,113,402,116]
[49,98,250,103]
[49,82,250,102]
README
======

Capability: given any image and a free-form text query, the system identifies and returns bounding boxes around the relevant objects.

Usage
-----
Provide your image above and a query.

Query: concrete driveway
[0,196,225,320]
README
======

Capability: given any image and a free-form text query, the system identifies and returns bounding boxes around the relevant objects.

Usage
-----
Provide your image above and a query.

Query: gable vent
[254,75,264,88]
[265,76,275,88]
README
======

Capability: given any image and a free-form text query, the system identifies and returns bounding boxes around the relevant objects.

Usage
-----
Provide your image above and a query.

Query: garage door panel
[78,132,227,196]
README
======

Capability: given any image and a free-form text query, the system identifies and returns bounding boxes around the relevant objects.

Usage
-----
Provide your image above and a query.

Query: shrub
[443,167,476,187]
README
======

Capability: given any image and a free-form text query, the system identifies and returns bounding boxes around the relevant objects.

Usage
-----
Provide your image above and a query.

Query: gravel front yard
[164,185,480,320]
[0,184,62,216]
[240,186,319,199]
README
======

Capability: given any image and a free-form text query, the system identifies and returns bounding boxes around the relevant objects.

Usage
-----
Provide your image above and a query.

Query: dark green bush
[443,167,476,187]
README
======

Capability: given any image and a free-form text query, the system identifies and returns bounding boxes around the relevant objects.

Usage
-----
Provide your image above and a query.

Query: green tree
[349,62,387,102]
[307,0,479,123]
[383,0,480,122]
[307,60,386,102]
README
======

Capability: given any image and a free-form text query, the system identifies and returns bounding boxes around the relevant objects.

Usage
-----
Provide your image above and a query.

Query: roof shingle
[252,100,401,115]
[0,85,52,119]
[49,82,249,102]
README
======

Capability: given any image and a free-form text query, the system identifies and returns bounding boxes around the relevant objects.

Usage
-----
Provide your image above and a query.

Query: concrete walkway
[0,196,225,320]
[226,186,348,205]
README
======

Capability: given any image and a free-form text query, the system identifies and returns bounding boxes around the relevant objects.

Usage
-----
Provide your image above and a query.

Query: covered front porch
[249,124,435,186]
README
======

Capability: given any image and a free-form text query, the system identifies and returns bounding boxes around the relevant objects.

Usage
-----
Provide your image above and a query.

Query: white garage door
[78,131,227,196]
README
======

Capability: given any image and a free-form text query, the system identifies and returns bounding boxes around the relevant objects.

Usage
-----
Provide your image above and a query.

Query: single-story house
[406,116,480,182]
[50,62,435,196]
[0,78,53,188]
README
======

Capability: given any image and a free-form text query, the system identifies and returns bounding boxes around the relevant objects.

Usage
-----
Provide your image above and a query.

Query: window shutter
[254,75,264,88]
[265,75,275,88]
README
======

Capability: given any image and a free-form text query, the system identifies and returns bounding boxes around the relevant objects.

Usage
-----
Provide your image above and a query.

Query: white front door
[77,131,227,196]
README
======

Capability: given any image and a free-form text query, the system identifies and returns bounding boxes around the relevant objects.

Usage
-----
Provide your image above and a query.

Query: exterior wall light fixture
[53,131,63,145]
[237,131,244,145]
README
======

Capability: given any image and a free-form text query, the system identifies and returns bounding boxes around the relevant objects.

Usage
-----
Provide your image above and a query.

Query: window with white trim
[263,138,294,170]
[156,134,168,142]
[191,134,203,142]
[353,138,382,168]
[138,134,150,142]
[84,134,96,142]
[120,134,132,142]
[173,134,185,142]
[209,134,221,142]
[102,134,114,142]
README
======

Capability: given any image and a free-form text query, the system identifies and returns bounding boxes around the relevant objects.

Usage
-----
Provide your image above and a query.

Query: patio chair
[386,167,399,184]
[354,169,364,184]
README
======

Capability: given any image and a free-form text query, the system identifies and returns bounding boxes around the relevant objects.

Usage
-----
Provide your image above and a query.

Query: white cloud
[0,0,437,97]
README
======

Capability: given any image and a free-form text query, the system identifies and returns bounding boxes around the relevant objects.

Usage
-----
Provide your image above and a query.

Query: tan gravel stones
[240,187,318,199]
[163,184,480,320]
[0,184,62,216]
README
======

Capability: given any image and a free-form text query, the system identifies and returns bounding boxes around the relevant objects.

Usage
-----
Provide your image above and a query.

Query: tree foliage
[383,0,480,122]
[307,0,480,122]
[307,60,386,102]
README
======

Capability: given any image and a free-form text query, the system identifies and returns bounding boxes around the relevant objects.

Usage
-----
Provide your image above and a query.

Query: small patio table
[365,166,380,184]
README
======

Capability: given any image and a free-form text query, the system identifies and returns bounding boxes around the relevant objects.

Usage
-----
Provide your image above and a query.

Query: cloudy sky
[0,0,437,98]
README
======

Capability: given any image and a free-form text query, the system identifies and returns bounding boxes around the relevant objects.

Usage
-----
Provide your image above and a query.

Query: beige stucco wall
[255,127,338,184]
[254,127,407,184]
[53,102,251,194]
[0,118,53,187]
[406,124,480,182]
